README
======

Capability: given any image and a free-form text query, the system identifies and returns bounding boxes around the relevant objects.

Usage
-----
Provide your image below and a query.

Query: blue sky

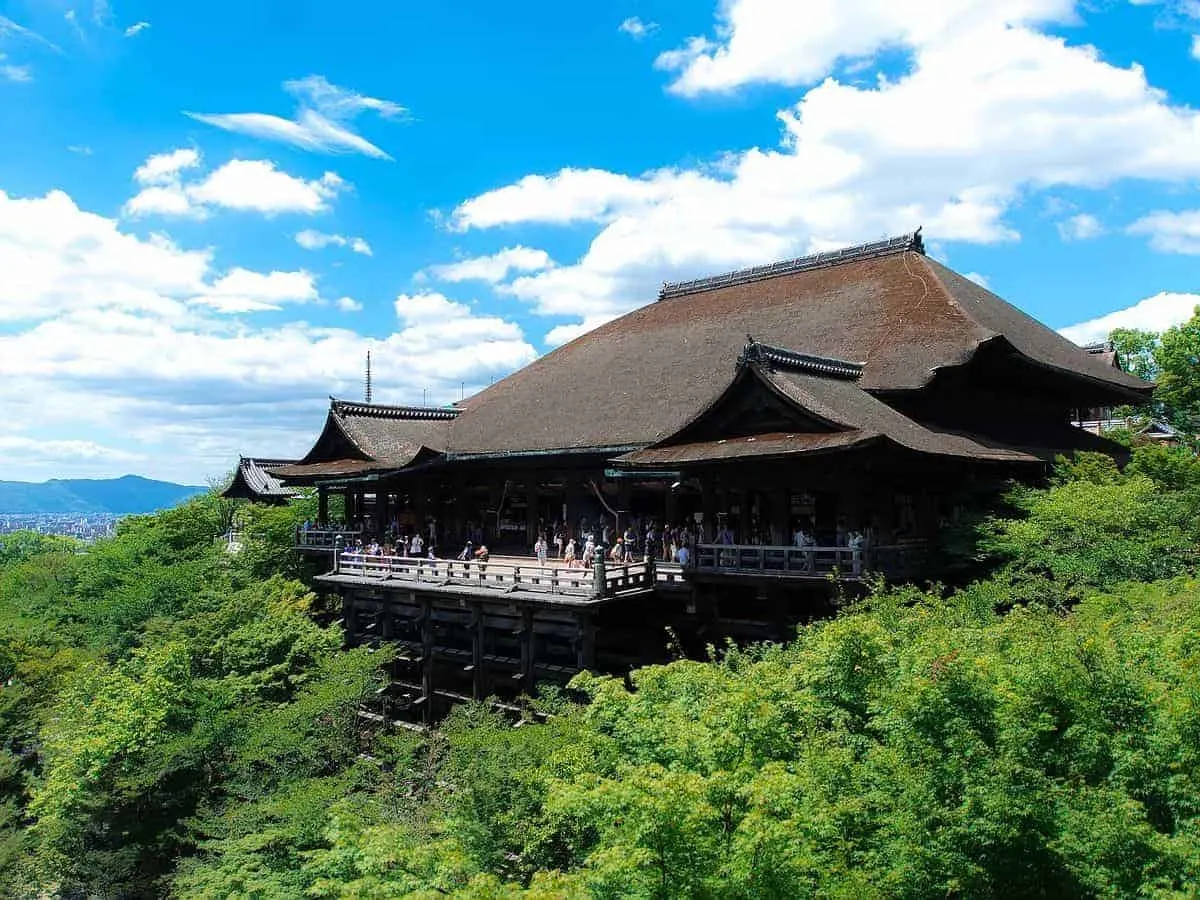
[1,0,1198,483]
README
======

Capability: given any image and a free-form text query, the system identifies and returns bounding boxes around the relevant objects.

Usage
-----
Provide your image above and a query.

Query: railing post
[593,545,607,598]
[645,552,655,589]
[333,535,343,574]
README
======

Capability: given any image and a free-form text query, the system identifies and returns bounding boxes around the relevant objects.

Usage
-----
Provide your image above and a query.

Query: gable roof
[616,350,1045,468]
[273,400,457,482]
[445,233,1150,458]
[221,457,300,501]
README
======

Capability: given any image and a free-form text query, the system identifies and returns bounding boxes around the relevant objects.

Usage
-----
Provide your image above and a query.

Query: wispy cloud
[124,21,150,38]
[1057,213,1104,241]
[295,229,373,255]
[0,53,32,83]
[67,144,93,155]
[0,14,63,54]
[186,75,406,160]
[619,17,659,40]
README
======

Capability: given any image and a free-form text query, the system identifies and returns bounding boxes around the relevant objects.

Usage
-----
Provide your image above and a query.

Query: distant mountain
[0,475,207,515]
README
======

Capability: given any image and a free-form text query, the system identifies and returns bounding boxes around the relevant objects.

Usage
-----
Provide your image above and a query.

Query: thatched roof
[444,234,1149,457]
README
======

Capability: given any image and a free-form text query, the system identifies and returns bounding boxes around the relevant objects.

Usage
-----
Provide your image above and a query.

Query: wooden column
[317,487,329,524]
[525,475,539,548]
[519,606,534,694]
[377,490,390,538]
[471,604,485,700]
[701,478,716,544]
[420,595,433,721]
[576,611,595,671]
[344,491,358,528]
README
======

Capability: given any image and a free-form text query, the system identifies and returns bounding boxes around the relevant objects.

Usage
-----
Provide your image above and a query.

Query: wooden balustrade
[692,543,924,578]
[296,527,363,549]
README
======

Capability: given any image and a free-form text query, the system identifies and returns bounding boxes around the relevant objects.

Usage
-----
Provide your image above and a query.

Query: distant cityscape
[0,513,122,542]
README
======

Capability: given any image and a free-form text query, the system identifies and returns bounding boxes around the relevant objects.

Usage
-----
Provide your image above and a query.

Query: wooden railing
[332,551,657,599]
[692,543,925,578]
[296,527,363,549]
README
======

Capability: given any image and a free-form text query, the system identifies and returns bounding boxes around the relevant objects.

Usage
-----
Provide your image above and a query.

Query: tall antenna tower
[364,349,373,403]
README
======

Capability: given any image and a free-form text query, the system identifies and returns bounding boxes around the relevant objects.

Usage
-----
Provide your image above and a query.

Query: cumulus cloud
[1128,210,1200,254]
[295,229,373,255]
[335,296,363,312]
[194,269,318,313]
[425,246,554,283]
[655,0,1074,96]
[125,150,346,218]
[619,17,659,40]
[0,186,535,481]
[1060,291,1200,343]
[1057,213,1105,241]
[186,75,406,160]
[452,0,1200,334]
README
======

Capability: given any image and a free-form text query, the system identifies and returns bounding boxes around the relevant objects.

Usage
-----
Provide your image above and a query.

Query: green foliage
[3,459,1200,897]
[1156,309,1200,432]
[979,449,1200,595]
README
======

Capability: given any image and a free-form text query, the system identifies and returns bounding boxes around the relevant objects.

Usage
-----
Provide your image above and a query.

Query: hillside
[0,474,206,514]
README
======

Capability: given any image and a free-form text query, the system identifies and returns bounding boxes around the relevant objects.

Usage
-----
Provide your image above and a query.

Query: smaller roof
[275,399,457,484]
[617,339,1062,468]
[221,457,300,502]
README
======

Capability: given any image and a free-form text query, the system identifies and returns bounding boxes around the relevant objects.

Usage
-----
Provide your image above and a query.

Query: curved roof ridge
[331,398,461,420]
[658,229,924,300]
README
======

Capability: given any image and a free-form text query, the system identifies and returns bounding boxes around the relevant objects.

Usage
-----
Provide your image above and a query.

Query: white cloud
[453,0,1200,332]
[0,435,140,463]
[0,186,536,481]
[186,75,405,160]
[335,296,363,312]
[426,246,554,283]
[619,17,659,40]
[0,14,63,53]
[125,151,346,218]
[1192,35,1200,59]
[1128,209,1200,254]
[124,21,150,37]
[544,314,618,348]
[194,268,318,313]
[655,0,1074,96]
[295,229,373,255]
[1060,291,1200,343]
[134,148,201,185]
[1057,212,1104,241]
[0,56,32,82]
[67,144,93,155]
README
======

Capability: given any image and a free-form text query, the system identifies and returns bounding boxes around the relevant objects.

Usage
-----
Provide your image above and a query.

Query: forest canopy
[1,438,1199,896]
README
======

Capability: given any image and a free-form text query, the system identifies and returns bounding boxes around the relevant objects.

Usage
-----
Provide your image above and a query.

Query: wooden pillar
[471,604,485,700]
[519,606,534,694]
[344,490,356,527]
[525,475,539,548]
[317,487,329,524]
[342,591,357,648]
[665,483,678,530]
[420,595,433,721]
[377,489,391,539]
[701,477,716,544]
[771,483,790,547]
[576,611,595,671]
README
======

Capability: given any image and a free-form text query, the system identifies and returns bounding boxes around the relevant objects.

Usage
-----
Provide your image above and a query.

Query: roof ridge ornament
[737,337,864,380]
[330,398,461,420]
[659,229,924,301]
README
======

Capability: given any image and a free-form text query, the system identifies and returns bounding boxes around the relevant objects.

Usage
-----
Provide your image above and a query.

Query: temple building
[236,231,1153,717]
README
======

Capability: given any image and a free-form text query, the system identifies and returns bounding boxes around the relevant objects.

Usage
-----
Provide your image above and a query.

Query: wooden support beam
[471,603,484,700]
[420,595,433,722]
[519,606,534,693]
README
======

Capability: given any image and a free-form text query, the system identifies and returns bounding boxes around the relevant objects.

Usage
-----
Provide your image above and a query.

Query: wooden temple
[239,231,1152,718]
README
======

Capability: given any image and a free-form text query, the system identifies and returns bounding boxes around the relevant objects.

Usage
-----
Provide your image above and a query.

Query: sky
[1,0,1199,484]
